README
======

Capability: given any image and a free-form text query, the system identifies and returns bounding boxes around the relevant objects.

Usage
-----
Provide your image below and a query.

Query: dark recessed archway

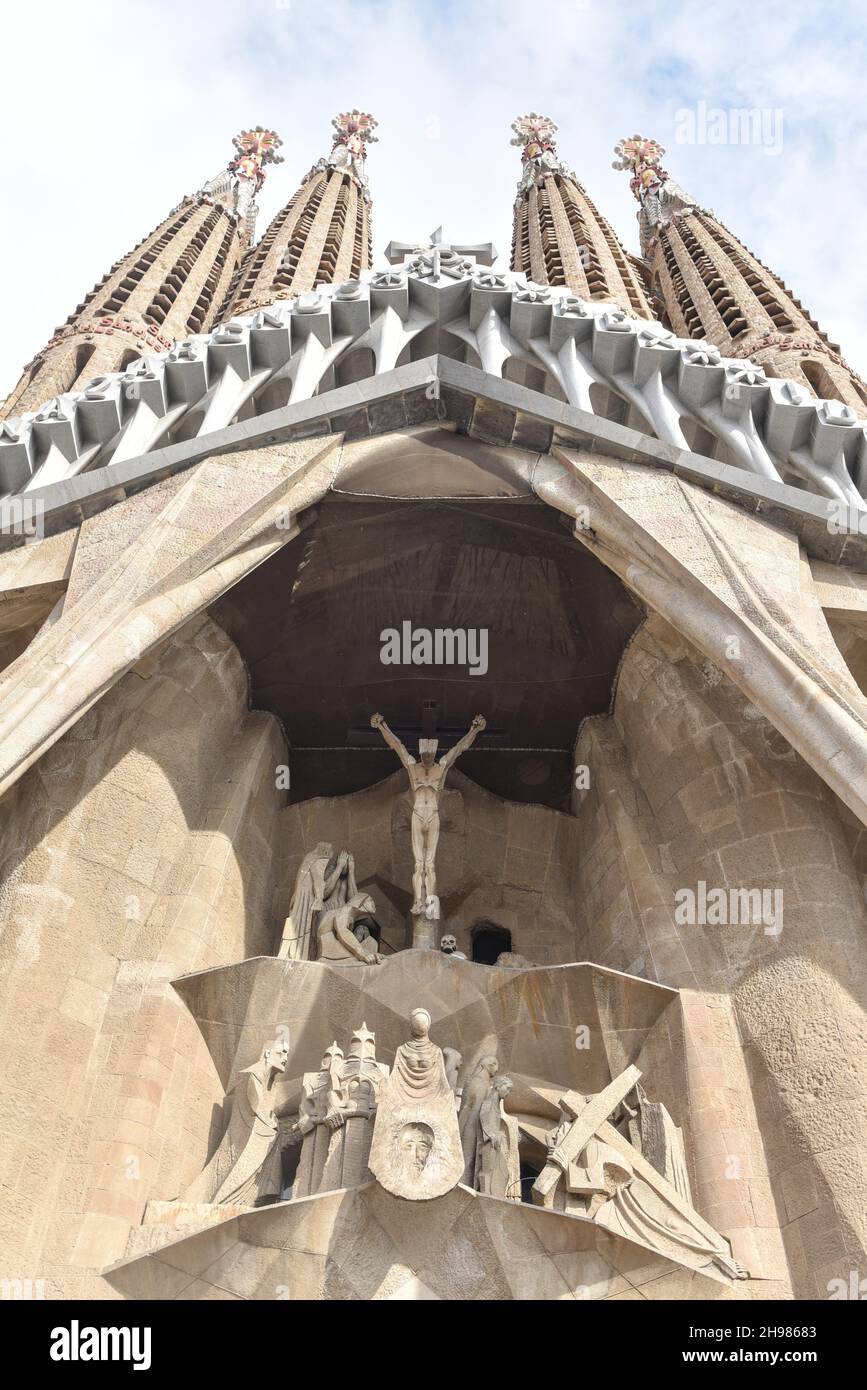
[210,490,643,809]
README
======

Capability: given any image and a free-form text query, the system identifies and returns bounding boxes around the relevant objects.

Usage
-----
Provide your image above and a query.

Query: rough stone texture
[0,616,285,1296]
[0,434,341,799]
[652,210,867,412]
[104,1182,732,1302]
[538,448,867,827]
[0,428,866,1300]
[223,168,371,318]
[512,169,651,317]
[571,618,867,1296]
[2,198,244,420]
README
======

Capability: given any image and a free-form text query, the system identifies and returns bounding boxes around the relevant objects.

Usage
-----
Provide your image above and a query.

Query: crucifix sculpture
[370,711,486,946]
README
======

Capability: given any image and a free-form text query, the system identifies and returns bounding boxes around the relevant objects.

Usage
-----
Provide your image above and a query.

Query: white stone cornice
[3,257,867,512]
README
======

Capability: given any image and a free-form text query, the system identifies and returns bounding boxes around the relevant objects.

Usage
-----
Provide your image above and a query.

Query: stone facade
[1,126,867,1303]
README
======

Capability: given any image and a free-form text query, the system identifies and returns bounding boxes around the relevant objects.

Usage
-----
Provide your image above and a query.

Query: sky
[2,0,866,395]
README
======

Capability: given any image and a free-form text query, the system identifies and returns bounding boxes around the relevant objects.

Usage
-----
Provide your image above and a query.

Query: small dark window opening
[519,1157,543,1204]
[279,1141,302,1202]
[471,921,512,964]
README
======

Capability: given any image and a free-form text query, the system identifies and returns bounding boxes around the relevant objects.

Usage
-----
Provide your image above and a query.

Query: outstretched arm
[370,712,416,768]
[440,714,486,770]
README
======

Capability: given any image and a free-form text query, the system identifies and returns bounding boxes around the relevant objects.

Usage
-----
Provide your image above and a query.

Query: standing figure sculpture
[184,1036,291,1207]
[475,1075,521,1201]
[369,1007,464,1200]
[370,713,486,939]
[458,1054,499,1183]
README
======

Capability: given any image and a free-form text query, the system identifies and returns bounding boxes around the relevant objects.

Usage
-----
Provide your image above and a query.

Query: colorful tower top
[510,114,652,316]
[612,135,697,257]
[326,110,378,191]
[198,127,284,242]
[510,113,574,193]
[613,133,867,410]
[229,127,285,190]
[223,109,378,317]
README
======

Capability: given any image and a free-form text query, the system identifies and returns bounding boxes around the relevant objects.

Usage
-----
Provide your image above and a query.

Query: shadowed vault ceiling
[210,493,643,808]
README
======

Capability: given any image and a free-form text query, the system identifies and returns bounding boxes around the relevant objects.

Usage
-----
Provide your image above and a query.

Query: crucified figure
[371,713,486,914]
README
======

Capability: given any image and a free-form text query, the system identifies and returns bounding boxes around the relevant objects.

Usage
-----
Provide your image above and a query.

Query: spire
[227,126,285,237]
[1,128,282,420]
[611,135,697,258]
[614,133,867,410]
[222,110,378,317]
[509,114,652,317]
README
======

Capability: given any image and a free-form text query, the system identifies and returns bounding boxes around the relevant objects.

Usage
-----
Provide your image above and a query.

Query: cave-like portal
[211,492,643,809]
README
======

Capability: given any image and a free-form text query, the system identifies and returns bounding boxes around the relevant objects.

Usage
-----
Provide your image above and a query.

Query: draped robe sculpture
[184,1038,290,1207]
[458,1054,499,1183]
[369,1007,464,1199]
[277,843,359,960]
[474,1075,521,1201]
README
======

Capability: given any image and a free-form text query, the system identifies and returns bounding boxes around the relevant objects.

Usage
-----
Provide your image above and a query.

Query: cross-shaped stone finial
[384,228,497,269]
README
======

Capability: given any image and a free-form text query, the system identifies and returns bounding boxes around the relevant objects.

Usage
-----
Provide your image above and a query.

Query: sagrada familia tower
[1,109,866,1304]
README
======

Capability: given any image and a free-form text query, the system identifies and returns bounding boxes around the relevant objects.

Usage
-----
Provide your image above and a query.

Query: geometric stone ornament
[103,1183,739,1302]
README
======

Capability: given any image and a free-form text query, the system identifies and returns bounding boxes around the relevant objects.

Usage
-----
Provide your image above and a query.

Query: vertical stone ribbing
[223,111,376,318]
[1,128,283,420]
[510,114,652,317]
[614,135,867,411]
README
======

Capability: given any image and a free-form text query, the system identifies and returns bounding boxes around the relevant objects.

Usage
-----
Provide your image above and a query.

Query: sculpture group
[251,713,750,1284]
[184,1003,745,1281]
[277,713,487,959]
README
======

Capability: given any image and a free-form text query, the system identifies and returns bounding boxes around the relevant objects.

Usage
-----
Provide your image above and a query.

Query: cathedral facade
[1,111,866,1303]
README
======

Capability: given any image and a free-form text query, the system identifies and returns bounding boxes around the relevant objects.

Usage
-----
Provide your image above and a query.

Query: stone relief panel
[108,954,747,1298]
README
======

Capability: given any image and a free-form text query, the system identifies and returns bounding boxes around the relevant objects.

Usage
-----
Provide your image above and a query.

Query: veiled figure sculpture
[368,1007,464,1200]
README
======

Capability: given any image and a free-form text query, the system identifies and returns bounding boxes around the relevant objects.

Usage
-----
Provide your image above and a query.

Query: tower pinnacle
[614,133,867,410]
[1,129,281,419]
[510,114,651,316]
[222,110,378,317]
[325,111,378,190]
[510,113,571,192]
[228,126,284,225]
[612,134,697,258]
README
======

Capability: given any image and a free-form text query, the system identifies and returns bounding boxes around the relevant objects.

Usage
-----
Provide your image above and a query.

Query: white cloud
[2,0,865,395]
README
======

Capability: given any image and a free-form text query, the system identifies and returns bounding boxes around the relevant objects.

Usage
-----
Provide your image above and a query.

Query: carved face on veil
[399,1122,434,1176]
